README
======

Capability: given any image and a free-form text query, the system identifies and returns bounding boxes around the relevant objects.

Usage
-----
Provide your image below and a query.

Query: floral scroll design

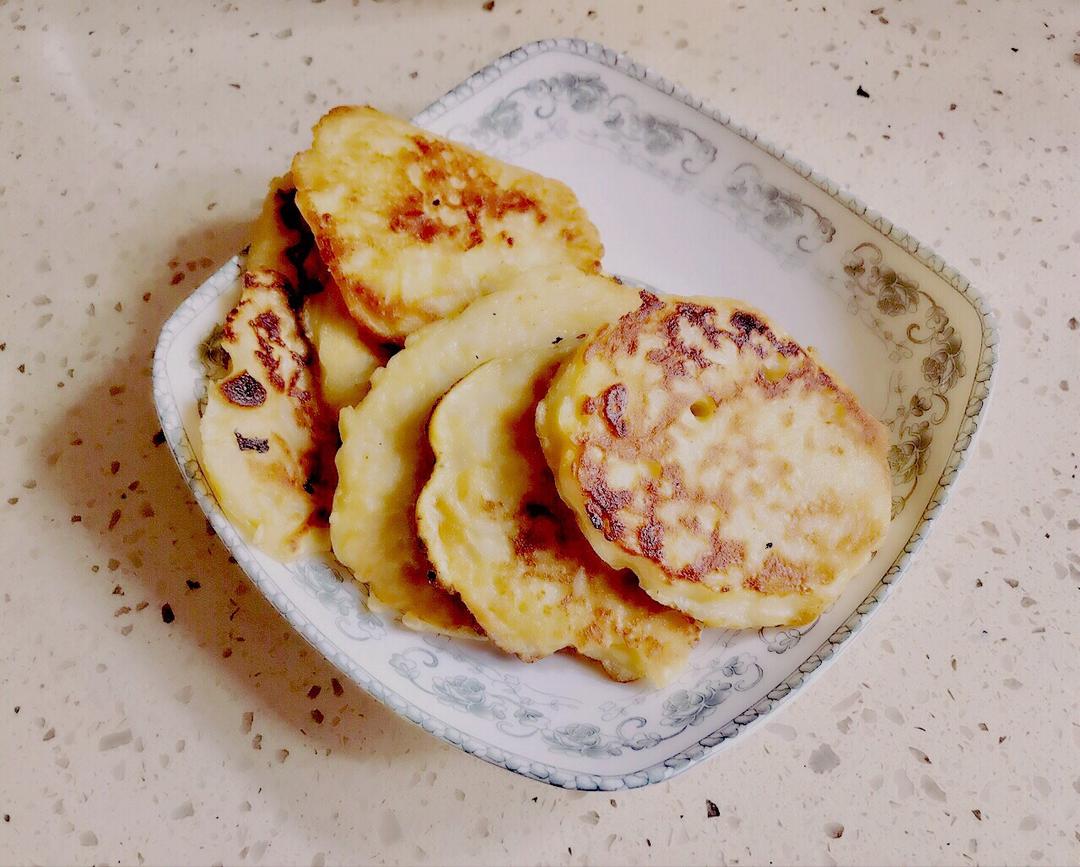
[659,654,762,728]
[463,77,835,257]
[389,639,763,758]
[466,73,718,175]
[757,618,820,655]
[290,560,386,641]
[842,243,967,516]
[725,162,836,253]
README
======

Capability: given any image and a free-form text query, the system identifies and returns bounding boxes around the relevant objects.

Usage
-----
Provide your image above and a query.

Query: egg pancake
[331,268,640,636]
[537,293,892,628]
[417,349,701,683]
[247,173,388,414]
[200,269,336,559]
[291,106,604,340]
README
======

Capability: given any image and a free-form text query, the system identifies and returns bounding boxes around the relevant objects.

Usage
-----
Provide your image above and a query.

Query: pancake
[416,349,700,683]
[536,293,892,628]
[291,106,604,340]
[331,269,640,636]
[199,270,335,559]
[300,287,386,413]
[246,174,307,286]
[247,174,388,414]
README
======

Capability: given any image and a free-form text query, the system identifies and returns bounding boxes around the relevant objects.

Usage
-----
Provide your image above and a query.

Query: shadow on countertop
[33,214,434,770]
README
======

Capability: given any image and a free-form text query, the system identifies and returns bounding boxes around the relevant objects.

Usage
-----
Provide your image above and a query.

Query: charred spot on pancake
[743,555,813,594]
[253,310,281,342]
[246,300,315,395]
[233,431,270,453]
[220,371,267,407]
[387,192,445,243]
[513,499,564,563]
[657,306,714,373]
[671,301,725,349]
[492,188,542,220]
[267,188,326,307]
[729,309,768,341]
[730,308,801,358]
[638,516,665,562]
[382,135,547,251]
[675,532,746,583]
[637,290,664,313]
[587,291,664,361]
[578,461,631,542]
[251,311,286,390]
[601,383,629,437]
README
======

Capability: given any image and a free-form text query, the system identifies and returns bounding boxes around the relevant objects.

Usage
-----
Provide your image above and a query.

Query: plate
[152,38,996,790]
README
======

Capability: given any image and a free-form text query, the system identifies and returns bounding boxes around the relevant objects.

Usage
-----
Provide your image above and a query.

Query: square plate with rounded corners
[152,39,996,791]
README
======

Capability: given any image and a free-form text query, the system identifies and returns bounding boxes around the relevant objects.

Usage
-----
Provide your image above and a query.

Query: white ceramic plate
[152,39,996,790]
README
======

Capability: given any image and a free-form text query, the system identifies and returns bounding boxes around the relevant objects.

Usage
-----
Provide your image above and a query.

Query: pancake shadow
[34,215,431,763]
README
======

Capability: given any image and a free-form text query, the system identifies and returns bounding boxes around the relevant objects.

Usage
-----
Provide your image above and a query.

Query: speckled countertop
[1,1,1077,865]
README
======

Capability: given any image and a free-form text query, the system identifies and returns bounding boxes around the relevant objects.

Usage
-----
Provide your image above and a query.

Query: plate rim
[151,37,998,791]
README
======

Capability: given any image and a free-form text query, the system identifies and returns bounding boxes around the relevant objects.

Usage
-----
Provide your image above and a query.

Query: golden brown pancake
[417,349,701,683]
[291,106,604,340]
[200,270,335,559]
[537,293,892,628]
[330,268,640,636]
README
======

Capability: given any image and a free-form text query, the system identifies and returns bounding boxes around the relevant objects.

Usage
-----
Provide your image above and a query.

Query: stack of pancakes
[199,106,891,684]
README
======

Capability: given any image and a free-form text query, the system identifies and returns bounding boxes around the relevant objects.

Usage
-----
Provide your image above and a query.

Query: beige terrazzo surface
[1,1,1078,865]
